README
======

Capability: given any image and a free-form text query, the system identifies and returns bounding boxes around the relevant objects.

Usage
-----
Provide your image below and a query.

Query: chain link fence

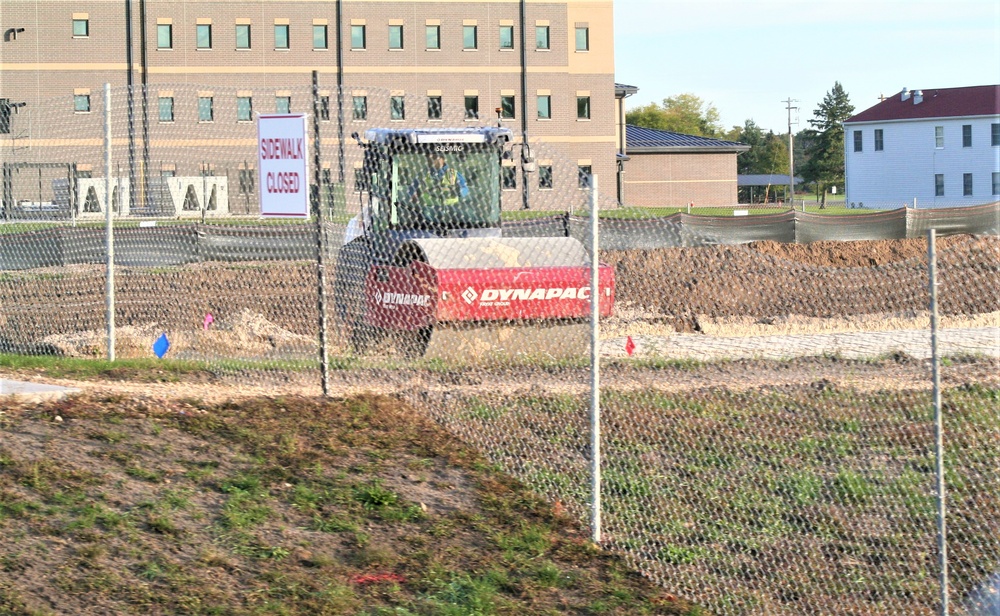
[2,86,999,615]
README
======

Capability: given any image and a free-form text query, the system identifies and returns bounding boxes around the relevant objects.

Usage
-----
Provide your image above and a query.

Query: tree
[625,93,724,137]
[800,82,854,208]
[734,120,789,203]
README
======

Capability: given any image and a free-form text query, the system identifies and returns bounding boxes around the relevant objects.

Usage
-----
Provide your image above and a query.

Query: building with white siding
[844,85,1000,208]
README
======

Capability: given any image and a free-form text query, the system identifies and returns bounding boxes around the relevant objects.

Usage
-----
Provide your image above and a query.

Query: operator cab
[351,128,512,244]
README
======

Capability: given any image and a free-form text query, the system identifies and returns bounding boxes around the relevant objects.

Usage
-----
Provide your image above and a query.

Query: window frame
[74,94,91,113]
[992,123,1000,147]
[577,96,591,120]
[274,24,290,50]
[157,23,173,49]
[313,24,328,50]
[351,24,366,50]
[501,166,517,190]
[575,27,589,51]
[235,24,251,49]
[537,95,552,120]
[499,25,514,50]
[934,173,944,197]
[427,96,442,120]
[992,171,1000,196]
[352,96,368,121]
[853,130,862,153]
[500,95,515,120]
[237,96,253,122]
[464,95,479,120]
[72,18,89,38]
[963,173,973,196]
[158,96,175,123]
[426,25,440,50]
[389,24,404,50]
[535,26,550,50]
[275,96,291,114]
[962,124,972,148]
[198,96,214,122]
[390,95,405,121]
[578,165,592,189]
[196,23,212,50]
[874,128,883,152]
[539,164,553,190]
[935,126,944,148]
[463,25,478,50]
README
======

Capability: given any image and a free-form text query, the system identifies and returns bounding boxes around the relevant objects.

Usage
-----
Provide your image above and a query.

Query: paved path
[0,379,80,402]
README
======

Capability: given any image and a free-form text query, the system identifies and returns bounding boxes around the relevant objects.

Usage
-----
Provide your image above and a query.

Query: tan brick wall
[624,152,740,208]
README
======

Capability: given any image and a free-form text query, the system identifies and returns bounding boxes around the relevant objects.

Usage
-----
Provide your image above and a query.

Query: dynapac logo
[462,286,592,306]
[376,291,431,307]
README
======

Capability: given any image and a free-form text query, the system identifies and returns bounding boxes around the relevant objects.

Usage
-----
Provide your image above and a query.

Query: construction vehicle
[333,126,614,359]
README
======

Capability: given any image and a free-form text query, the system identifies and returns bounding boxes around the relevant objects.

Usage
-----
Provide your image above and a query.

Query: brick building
[0,0,617,213]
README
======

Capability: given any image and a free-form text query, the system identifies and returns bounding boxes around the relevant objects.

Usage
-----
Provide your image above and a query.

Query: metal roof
[625,125,749,153]
[846,85,1000,123]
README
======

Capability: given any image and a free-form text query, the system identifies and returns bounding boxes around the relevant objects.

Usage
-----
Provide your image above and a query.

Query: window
[389,25,404,49]
[577,96,590,120]
[275,24,289,49]
[992,123,1000,147]
[73,18,89,37]
[157,24,173,49]
[390,95,405,121]
[502,166,517,190]
[992,172,1000,196]
[463,25,478,50]
[351,25,366,49]
[575,27,589,51]
[499,25,514,50]
[313,25,328,49]
[934,174,944,197]
[237,96,253,122]
[236,24,251,49]
[74,94,91,113]
[0,99,11,134]
[426,25,440,49]
[198,96,213,122]
[464,96,479,119]
[578,165,592,189]
[963,173,973,196]
[500,95,515,119]
[962,124,972,148]
[158,96,174,122]
[319,96,330,121]
[537,95,551,120]
[874,129,883,151]
[352,96,367,120]
[276,96,291,114]
[427,96,442,120]
[539,165,553,189]
[935,126,944,148]
[196,24,212,49]
[853,130,862,152]
[239,168,255,194]
[535,26,549,50]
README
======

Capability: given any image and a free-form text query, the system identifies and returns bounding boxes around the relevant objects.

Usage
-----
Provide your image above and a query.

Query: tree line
[625,82,855,206]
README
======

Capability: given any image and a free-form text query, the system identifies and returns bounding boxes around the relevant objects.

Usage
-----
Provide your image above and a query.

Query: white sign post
[257,114,309,218]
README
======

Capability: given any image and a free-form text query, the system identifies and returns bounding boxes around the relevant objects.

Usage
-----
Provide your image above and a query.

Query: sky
[613,0,1000,135]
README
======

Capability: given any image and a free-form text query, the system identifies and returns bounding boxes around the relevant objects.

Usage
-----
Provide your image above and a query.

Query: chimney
[913,90,923,105]
[900,88,910,101]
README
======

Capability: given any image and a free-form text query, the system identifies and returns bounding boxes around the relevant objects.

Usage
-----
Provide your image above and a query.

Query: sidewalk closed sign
[257,114,309,218]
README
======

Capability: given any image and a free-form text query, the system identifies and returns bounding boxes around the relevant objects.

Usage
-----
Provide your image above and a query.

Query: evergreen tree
[801,82,854,208]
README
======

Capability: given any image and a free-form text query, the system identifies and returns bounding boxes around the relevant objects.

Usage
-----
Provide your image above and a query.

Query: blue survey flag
[152,333,170,359]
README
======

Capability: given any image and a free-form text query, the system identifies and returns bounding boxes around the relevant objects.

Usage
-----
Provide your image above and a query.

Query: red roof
[845,85,1000,123]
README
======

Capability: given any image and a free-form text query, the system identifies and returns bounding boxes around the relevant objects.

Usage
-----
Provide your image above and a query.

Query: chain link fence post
[929,228,949,616]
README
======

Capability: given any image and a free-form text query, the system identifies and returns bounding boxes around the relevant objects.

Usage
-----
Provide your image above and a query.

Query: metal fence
[2,85,999,616]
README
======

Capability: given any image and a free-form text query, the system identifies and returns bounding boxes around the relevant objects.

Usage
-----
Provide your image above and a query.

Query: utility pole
[783,98,798,210]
